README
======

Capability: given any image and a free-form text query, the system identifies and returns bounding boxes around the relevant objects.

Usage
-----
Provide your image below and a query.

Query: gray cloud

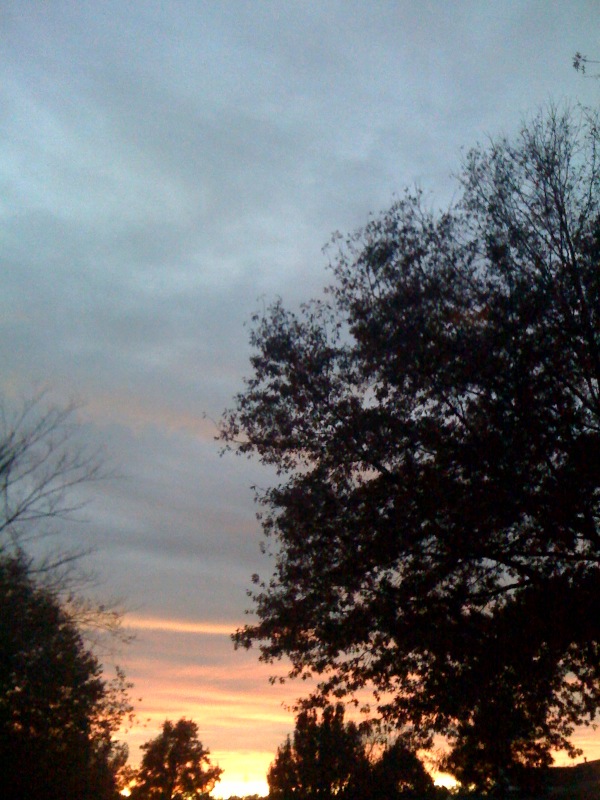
[2,0,600,784]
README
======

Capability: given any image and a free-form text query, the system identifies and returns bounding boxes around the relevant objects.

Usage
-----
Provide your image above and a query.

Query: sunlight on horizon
[433,772,458,789]
[213,777,269,799]
[212,751,272,798]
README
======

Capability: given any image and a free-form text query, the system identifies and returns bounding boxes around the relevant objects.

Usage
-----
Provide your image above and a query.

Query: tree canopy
[0,553,132,800]
[267,703,435,800]
[222,106,600,792]
[0,394,133,798]
[268,703,371,800]
[131,718,223,800]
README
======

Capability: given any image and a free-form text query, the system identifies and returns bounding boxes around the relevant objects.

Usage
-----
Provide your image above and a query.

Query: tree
[371,739,437,799]
[0,394,134,796]
[131,718,223,800]
[0,392,125,638]
[0,392,100,550]
[268,704,371,800]
[0,552,132,800]
[222,107,600,792]
[268,704,435,800]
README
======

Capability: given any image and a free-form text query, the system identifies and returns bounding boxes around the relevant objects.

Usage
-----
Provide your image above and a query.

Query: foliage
[0,394,134,796]
[267,703,435,800]
[131,718,223,800]
[371,738,437,798]
[222,106,600,793]
[0,552,133,800]
[268,704,371,800]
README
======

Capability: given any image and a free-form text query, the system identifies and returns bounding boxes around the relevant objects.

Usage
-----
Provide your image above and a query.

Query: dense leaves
[267,703,435,800]
[131,718,222,800]
[268,704,371,800]
[0,554,131,800]
[222,107,600,791]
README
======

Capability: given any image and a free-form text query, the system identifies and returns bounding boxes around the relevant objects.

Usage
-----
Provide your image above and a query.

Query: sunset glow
[3,3,600,797]
[126,614,235,636]
[118,611,600,796]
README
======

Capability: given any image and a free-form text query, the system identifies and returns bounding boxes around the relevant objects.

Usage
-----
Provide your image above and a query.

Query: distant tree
[131,718,223,800]
[268,704,371,800]
[223,106,600,793]
[0,552,132,800]
[267,703,435,800]
[372,739,436,798]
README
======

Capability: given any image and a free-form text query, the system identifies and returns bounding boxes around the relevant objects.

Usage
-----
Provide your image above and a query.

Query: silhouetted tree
[0,553,132,800]
[372,739,436,798]
[131,718,222,800]
[0,392,127,640]
[267,704,372,800]
[222,106,600,793]
[268,704,436,800]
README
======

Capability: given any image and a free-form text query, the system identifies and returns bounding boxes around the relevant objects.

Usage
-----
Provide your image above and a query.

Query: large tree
[131,718,222,800]
[221,107,600,792]
[0,553,132,800]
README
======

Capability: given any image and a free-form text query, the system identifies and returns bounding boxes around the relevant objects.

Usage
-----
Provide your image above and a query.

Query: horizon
[2,1,600,793]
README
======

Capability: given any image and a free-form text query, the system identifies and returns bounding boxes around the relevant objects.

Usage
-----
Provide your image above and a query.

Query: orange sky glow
[120,614,298,797]
[119,614,600,798]
[5,6,600,798]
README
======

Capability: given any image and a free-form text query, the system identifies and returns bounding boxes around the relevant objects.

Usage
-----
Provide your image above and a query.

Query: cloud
[126,615,234,636]
[3,1,600,788]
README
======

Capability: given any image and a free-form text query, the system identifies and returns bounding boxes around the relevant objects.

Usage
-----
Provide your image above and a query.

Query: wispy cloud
[3,1,600,792]
[125,614,234,636]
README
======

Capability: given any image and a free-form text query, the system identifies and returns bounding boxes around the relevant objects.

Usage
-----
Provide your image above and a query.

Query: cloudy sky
[2,1,600,795]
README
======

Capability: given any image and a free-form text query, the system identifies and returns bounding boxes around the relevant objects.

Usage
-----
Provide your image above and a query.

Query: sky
[1,1,600,796]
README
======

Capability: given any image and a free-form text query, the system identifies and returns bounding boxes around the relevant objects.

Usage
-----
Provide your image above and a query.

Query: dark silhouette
[130,718,222,800]
[222,106,600,793]
[268,704,371,800]
[0,392,126,639]
[267,703,435,800]
[0,554,132,800]
[573,52,600,77]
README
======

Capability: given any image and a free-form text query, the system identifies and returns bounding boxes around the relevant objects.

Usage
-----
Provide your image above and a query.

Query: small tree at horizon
[267,703,436,800]
[131,718,223,800]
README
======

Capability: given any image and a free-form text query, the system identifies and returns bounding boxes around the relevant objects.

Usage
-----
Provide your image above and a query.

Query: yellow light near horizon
[213,776,269,799]
[211,750,273,798]
[434,772,458,789]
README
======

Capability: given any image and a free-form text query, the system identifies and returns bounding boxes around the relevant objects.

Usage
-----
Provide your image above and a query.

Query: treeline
[0,397,133,799]
[266,703,444,800]
[0,397,226,800]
